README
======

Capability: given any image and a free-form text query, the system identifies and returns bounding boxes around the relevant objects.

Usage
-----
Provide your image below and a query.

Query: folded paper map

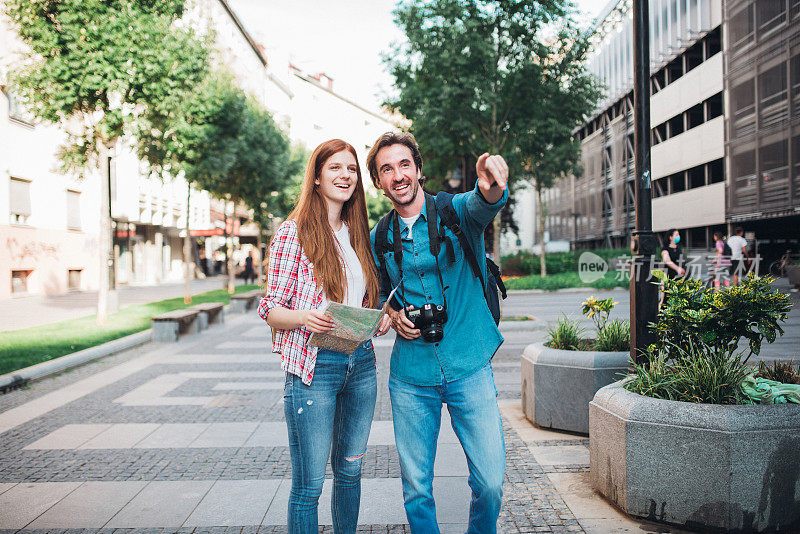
[308,287,397,353]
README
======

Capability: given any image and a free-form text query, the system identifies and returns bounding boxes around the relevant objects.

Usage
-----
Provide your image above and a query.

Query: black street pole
[630,0,659,364]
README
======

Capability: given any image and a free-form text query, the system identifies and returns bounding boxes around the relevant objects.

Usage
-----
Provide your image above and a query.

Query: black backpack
[722,240,732,258]
[374,192,507,325]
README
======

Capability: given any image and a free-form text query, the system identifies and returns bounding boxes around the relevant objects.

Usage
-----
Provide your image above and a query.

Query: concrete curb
[0,329,153,393]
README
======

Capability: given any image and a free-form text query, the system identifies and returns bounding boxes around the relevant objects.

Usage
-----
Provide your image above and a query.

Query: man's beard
[386,179,420,207]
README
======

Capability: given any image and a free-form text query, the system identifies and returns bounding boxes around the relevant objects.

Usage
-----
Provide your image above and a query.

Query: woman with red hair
[258,139,387,533]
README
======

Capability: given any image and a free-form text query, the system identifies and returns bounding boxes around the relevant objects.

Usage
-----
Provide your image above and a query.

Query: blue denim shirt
[370,183,508,386]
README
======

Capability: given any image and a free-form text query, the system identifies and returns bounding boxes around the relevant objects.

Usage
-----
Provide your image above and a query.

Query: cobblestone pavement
[0,291,723,532]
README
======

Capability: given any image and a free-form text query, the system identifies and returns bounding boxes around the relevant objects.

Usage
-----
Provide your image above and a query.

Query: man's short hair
[366,131,423,186]
[735,226,744,235]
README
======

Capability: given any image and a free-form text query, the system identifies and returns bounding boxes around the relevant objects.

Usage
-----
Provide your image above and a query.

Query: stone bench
[190,302,225,330]
[151,308,200,342]
[229,289,264,314]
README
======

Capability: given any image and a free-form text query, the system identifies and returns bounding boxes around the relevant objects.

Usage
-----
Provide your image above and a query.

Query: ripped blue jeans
[284,341,377,534]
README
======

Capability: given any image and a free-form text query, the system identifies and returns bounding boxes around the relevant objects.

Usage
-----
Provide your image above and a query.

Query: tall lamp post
[630,0,659,364]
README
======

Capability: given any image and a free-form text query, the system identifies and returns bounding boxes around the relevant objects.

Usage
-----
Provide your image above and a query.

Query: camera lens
[421,324,444,343]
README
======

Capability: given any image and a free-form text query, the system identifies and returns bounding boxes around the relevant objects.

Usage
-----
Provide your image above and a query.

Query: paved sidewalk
[0,277,248,332]
[0,290,788,532]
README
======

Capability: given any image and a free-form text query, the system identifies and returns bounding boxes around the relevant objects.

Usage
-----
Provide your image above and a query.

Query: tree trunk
[97,147,118,324]
[183,186,192,304]
[227,199,235,294]
[537,185,547,278]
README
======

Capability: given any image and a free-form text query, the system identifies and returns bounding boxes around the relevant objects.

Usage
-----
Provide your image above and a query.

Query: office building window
[706,92,723,120]
[760,140,788,180]
[708,159,725,184]
[11,270,31,294]
[67,190,81,230]
[756,0,786,35]
[9,177,31,225]
[730,6,754,45]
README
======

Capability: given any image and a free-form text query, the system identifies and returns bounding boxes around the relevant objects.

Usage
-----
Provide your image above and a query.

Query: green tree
[386,0,571,260]
[5,0,208,322]
[516,27,601,277]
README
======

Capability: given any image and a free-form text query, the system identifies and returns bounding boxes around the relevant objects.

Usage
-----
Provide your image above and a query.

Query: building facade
[515,0,799,263]
[1,0,398,302]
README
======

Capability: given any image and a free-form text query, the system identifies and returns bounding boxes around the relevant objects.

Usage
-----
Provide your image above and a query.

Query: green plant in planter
[756,359,800,385]
[544,297,630,351]
[626,341,752,405]
[595,319,630,352]
[649,271,791,360]
[581,296,630,351]
[625,272,793,405]
[545,315,586,351]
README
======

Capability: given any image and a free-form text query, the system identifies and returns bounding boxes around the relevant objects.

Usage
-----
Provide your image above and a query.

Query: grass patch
[504,271,628,291]
[0,284,261,376]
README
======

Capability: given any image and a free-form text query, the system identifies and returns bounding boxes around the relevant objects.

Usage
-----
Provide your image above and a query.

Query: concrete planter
[520,342,629,434]
[590,380,800,532]
[787,265,800,288]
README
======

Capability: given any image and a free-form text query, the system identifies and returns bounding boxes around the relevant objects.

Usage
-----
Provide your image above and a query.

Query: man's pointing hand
[476,153,508,204]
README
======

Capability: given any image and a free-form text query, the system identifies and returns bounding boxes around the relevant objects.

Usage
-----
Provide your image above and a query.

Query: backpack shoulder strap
[434,191,483,282]
[374,209,396,301]
[375,210,395,256]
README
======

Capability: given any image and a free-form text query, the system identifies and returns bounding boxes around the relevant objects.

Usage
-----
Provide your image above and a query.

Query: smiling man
[367,131,508,533]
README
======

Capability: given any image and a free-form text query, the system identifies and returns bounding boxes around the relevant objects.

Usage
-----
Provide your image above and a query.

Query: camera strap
[390,196,448,309]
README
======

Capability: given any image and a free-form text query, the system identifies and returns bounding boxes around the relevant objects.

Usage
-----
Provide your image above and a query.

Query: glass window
[67,190,81,230]
[11,270,31,294]
[689,164,706,189]
[756,0,786,34]
[9,177,31,225]
[733,148,756,178]
[758,63,787,107]
[731,79,755,117]
[759,140,788,173]
[68,269,82,290]
[687,102,704,129]
[706,92,723,120]
[708,159,725,184]
[730,6,753,45]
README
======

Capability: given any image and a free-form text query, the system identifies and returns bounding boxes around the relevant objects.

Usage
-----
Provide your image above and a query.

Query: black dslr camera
[405,303,448,343]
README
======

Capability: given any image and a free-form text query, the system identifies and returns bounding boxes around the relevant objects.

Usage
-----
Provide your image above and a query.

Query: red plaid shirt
[258,220,323,385]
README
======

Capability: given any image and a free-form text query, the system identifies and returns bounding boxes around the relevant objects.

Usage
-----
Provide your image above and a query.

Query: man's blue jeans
[284,341,377,533]
[389,363,506,533]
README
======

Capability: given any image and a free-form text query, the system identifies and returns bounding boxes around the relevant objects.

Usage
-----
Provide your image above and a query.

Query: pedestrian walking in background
[661,229,685,280]
[368,132,507,533]
[659,229,685,307]
[713,231,731,289]
[258,139,388,533]
[727,226,749,285]
[243,250,256,284]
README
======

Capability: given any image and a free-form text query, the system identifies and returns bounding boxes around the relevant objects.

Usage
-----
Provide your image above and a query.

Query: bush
[501,248,629,277]
[625,341,752,405]
[504,272,628,291]
[755,359,800,385]
[545,316,586,351]
[625,273,792,405]
[595,319,630,352]
[650,271,792,360]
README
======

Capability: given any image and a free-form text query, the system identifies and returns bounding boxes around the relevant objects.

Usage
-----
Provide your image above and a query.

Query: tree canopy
[5,0,208,173]
[386,0,570,187]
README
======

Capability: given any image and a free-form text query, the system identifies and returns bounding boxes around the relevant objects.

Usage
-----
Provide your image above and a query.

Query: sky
[227,0,611,111]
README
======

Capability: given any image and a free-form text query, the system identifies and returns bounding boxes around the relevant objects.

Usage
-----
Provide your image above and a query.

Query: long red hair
[288,139,380,308]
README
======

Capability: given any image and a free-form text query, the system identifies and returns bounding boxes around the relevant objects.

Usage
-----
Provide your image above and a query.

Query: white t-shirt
[332,223,365,308]
[727,235,748,260]
[400,214,420,241]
